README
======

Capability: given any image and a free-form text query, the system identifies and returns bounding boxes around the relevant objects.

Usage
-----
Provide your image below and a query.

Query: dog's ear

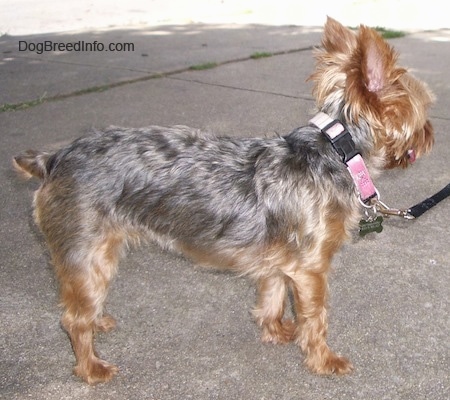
[322,17,357,54]
[358,25,401,93]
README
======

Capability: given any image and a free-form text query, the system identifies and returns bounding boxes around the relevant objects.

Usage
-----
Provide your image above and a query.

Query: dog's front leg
[291,268,353,375]
[252,273,296,344]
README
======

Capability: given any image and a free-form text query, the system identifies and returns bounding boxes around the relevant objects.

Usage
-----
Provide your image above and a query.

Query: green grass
[0,74,164,113]
[349,25,406,39]
[250,52,273,59]
[374,27,406,39]
[0,94,47,112]
[189,62,218,71]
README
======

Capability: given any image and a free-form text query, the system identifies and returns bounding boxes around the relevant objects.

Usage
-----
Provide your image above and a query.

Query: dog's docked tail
[13,150,51,180]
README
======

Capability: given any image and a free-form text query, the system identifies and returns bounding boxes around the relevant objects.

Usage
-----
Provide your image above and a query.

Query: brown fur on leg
[291,216,353,375]
[292,270,353,375]
[94,314,117,333]
[58,270,119,384]
[253,274,296,344]
[54,232,124,384]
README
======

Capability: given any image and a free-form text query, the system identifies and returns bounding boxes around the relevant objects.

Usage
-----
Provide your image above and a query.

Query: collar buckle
[321,120,360,163]
[310,112,378,204]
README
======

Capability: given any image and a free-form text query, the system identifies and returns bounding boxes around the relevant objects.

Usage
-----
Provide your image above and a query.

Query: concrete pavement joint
[0,45,315,113]
[431,114,450,121]
[10,53,159,74]
[167,75,314,102]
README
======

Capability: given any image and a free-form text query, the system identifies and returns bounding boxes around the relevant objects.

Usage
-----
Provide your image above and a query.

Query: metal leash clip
[373,199,415,220]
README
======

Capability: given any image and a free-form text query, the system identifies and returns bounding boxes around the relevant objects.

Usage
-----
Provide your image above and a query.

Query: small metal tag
[359,216,383,237]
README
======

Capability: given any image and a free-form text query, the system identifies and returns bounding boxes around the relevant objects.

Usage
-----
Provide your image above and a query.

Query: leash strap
[408,183,450,218]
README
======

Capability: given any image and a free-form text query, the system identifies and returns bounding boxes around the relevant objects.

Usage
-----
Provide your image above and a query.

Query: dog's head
[309,17,434,169]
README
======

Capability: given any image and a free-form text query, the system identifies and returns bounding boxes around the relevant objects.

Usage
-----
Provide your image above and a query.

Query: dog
[13,18,434,384]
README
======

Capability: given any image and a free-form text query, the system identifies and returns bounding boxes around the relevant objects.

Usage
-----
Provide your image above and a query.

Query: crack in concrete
[167,75,314,102]
[1,46,315,112]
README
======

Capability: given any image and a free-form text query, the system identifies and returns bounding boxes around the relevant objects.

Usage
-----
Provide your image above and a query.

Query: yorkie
[14,18,434,384]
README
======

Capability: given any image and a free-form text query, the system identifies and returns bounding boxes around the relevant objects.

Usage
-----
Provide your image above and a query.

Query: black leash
[359,182,450,236]
[407,183,450,218]
[375,182,450,220]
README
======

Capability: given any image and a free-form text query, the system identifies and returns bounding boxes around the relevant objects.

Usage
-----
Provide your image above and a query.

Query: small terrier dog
[14,18,434,384]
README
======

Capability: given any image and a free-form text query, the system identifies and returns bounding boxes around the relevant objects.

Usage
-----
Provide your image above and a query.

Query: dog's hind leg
[54,232,124,384]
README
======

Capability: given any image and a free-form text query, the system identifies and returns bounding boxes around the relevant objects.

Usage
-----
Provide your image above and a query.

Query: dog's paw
[74,358,119,384]
[261,319,297,344]
[306,351,353,375]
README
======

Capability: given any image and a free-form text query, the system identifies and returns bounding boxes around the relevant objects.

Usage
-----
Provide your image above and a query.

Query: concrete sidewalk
[1,21,449,400]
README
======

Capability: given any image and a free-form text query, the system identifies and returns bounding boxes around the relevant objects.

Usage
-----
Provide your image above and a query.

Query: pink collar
[310,112,378,204]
